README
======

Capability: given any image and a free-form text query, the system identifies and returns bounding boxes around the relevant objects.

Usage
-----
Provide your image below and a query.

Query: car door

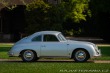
[40,34,68,57]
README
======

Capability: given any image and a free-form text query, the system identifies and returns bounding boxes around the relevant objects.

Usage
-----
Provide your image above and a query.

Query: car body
[8,31,101,62]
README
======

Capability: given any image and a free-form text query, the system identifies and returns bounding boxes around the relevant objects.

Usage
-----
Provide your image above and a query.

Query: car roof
[32,31,61,36]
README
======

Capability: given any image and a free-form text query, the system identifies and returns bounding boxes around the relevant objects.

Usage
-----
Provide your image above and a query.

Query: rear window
[32,35,42,42]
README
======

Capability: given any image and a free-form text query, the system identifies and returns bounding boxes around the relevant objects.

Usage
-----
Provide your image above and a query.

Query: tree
[89,0,110,41]
[62,0,90,36]
[0,0,17,10]
[0,0,90,36]
[24,0,48,33]
[24,0,90,35]
[64,0,90,22]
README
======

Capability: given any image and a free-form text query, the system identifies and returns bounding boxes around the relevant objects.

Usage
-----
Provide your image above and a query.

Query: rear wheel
[73,49,90,62]
[21,50,37,62]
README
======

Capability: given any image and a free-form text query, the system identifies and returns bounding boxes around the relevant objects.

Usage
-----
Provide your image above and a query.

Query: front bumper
[93,49,101,58]
[97,49,101,56]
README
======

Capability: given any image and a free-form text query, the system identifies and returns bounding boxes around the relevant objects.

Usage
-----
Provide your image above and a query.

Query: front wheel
[21,50,37,62]
[73,49,90,62]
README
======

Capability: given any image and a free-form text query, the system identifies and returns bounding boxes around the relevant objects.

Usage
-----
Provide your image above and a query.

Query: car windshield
[58,33,67,41]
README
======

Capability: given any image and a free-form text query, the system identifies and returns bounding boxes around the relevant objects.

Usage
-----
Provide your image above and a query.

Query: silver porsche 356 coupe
[8,31,101,62]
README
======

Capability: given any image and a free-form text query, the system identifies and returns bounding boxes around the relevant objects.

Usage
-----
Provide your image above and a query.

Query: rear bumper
[8,51,19,57]
[8,51,14,57]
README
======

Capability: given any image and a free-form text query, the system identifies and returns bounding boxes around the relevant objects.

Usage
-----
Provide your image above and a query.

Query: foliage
[24,0,51,34]
[90,0,110,12]
[86,0,110,40]
[0,0,17,10]
[64,0,90,23]
[24,0,90,35]
[0,0,90,36]
[24,0,64,34]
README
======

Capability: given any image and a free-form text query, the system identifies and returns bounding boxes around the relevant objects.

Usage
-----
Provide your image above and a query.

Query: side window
[32,35,42,42]
[43,35,59,42]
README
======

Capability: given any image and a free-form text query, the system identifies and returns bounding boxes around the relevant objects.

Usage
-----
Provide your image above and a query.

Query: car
[8,31,101,62]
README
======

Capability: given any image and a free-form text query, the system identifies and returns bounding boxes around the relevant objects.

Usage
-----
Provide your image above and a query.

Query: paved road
[0,59,110,63]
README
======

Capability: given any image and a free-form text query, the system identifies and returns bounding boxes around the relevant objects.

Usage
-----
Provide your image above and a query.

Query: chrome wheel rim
[23,50,34,61]
[75,50,86,61]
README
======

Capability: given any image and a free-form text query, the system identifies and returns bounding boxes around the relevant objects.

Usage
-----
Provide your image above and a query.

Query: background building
[0,0,61,42]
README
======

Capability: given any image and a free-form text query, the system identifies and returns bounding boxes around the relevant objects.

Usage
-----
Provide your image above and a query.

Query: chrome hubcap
[25,52,32,58]
[75,50,86,61]
[23,50,34,61]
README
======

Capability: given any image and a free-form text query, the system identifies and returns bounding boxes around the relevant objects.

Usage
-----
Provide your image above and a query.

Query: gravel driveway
[0,59,110,63]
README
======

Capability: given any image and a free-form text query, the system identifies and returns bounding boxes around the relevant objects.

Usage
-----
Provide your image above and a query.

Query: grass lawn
[0,44,110,73]
[0,62,110,73]
[95,46,110,60]
[0,44,19,59]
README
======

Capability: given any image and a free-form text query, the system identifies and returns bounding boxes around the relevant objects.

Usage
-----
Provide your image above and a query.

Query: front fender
[68,44,95,58]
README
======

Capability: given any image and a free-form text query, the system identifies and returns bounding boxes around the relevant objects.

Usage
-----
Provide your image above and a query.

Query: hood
[67,40,95,46]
